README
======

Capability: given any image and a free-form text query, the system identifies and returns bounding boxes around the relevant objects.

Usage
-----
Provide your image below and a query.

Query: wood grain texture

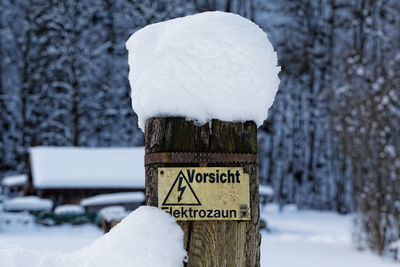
[145,117,260,267]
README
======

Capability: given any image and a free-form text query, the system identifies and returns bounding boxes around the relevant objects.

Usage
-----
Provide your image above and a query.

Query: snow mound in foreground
[0,206,186,267]
[127,11,280,130]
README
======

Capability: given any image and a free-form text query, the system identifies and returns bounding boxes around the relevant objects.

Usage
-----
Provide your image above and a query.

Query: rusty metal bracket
[145,152,258,165]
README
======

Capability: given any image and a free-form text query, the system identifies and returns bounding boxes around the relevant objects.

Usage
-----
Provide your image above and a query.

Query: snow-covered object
[126,11,280,130]
[99,206,128,222]
[389,240,400,250]
[54,205,85,215]
[0,194,8,203]
[80,192,145,207]
[388,240,400,261]
[0,211,34,227]
[3,196,53,212]
[1,174,27,187]
[0,206,187,267]
[259,184,274,197]
[30,146,145,189]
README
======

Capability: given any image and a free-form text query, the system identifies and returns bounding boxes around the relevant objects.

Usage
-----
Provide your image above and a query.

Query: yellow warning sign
[158,167,250,221]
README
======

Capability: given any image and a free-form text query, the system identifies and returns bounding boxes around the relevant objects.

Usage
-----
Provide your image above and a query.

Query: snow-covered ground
[0,205,397,266]
[0,221,102,252]
[0,207,186,267]
[261,204,398,267]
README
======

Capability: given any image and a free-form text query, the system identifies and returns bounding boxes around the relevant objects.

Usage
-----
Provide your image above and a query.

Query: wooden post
[145,117,260,267]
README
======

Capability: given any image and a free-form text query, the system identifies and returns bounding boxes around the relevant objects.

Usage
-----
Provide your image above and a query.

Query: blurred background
[0,0,399,261]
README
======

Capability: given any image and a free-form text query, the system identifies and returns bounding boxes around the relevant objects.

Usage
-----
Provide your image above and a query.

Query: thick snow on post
[126,11,280,130]
[0,207,187,267]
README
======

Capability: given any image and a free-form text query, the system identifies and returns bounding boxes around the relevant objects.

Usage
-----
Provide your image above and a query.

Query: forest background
[0,0,399,255]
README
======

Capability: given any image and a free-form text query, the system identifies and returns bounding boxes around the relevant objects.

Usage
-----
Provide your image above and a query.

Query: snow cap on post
[126,11,280,131]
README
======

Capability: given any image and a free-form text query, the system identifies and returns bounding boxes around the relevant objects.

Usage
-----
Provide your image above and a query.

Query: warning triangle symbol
[162,170,201,206]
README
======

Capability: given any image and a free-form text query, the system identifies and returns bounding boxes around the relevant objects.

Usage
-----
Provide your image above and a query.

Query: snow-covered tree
[1,4,399,251]
[334,0,400,254]
[0,0,199,179]
[254,0,354,212]
[0,0,31,177]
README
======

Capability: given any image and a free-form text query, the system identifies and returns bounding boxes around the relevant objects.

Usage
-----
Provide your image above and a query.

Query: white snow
[30,146,145,189]
[388,240,400,250]
[54,205,85,215]
[0,194,8,203]
[0,212,34,226]
[0,217,102,252]
[261,204,398,267]
[0,206,187,267]
[99,206,128,222]
[388,240,400,260]
[80,192,145,207]
[126,11,280,130]
[259,184,274,197]
[1,204,398,266]
[3,196,53,212]
[1,174,27,187]
[384,145,396,157]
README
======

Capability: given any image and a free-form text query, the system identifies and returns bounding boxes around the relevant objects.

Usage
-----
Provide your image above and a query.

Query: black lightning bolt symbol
[177,176,186,202]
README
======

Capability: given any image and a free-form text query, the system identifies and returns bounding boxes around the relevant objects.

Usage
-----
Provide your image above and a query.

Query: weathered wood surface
[101,219,121,233]
[145,117,260,267]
